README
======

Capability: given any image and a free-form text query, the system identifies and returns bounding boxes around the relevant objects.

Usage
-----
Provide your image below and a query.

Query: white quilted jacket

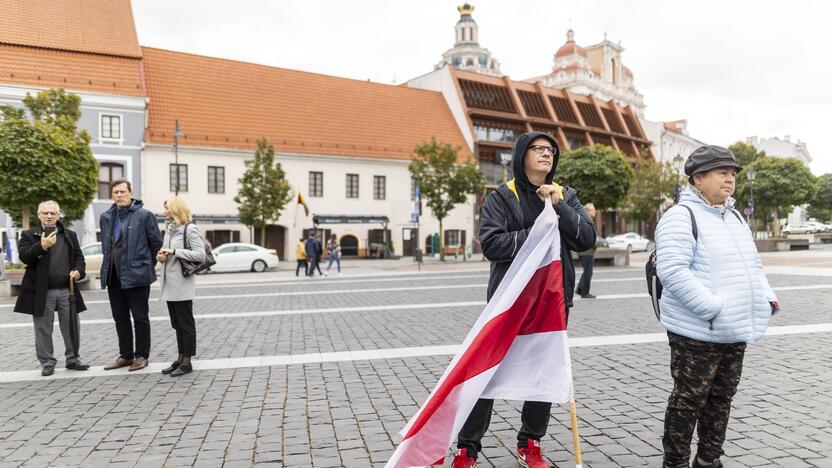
[655,188,777,343]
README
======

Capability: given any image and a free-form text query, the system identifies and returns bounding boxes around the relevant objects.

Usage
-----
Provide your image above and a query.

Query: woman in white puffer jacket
[655,145,779,468]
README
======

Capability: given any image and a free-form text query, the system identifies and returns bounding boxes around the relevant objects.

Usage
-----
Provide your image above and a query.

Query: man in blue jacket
[100,179,163,371]
[452,131,596,468]
[655,146,779,468]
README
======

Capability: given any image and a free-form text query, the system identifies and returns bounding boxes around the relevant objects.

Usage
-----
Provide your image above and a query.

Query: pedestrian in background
[305,232,320,276]
[655,145,780,468]
[295,237,307,276]
[157,196,205,377]
[314,234,324,275]
[100,179,163,372]
[15,201,89,376]
[325,234,341,276]
[575,202,597,299]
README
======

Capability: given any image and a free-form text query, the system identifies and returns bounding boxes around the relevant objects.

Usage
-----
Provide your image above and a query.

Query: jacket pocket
[130,259,150,268]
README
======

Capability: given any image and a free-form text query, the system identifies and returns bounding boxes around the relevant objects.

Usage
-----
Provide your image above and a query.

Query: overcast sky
[132,0,831,174]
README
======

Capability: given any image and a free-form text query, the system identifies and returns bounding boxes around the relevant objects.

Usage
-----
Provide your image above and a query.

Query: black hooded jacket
[479,131,597,308]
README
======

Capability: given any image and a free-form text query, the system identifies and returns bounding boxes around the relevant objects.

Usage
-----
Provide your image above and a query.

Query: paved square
[0,253,830,467]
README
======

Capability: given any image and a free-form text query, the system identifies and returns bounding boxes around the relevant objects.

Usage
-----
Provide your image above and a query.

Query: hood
[511,131,560,189]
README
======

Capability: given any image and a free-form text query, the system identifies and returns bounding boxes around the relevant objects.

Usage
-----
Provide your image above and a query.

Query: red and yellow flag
[297,193,309,216]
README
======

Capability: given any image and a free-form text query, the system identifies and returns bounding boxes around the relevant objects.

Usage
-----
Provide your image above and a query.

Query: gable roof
[0,44,145,96]
[0,0,141,58]
[141,47,472,160]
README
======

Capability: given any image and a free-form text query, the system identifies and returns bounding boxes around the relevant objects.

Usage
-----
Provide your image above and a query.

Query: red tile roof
[141,47,472,160]
[0,43,145,96]
[0,0,141,58]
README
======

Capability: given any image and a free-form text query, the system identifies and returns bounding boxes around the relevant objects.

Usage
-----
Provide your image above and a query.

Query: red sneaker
[516,439,550,468]
[451,448,477,468]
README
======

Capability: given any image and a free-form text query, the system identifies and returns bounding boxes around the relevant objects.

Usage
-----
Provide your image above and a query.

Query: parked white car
[210,243,279,272]
[783,222,828,235]
[606,232,651,252]
[80,242,104,275]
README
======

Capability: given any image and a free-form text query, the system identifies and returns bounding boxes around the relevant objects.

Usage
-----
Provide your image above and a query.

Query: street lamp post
[672,154,684,204]
[747,167,757,236]
[499,151,512,183]
[173,119,184,195]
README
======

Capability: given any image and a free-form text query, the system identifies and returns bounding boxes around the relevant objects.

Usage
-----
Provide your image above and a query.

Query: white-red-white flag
[386,199,573,468]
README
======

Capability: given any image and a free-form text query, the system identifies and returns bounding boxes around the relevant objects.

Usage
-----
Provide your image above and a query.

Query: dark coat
[99,199,163,289]
[305,237,320,258]
[14,222,87,317]
[480,183,596,308]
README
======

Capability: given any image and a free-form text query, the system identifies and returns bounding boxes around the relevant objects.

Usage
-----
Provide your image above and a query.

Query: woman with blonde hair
[157,196,205,377]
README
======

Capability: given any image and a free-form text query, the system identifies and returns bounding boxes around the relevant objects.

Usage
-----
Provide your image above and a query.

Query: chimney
[784,135,791,143]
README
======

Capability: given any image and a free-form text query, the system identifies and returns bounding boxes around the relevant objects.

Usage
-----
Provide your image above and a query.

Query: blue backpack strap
[679,204,698,241]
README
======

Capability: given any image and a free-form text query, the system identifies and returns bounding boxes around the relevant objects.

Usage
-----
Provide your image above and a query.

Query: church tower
[435,3,502,76]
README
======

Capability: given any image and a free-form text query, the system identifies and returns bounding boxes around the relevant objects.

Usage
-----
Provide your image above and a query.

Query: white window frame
[93,154,133,203]
[98,112,124,144]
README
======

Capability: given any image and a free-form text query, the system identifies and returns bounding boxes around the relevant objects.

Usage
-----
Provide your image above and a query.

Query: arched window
[98,162,124,199]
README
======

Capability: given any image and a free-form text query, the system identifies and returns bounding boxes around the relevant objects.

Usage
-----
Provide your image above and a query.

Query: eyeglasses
[528,145,557,157]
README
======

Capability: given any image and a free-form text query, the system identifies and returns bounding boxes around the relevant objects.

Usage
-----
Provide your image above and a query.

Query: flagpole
[568,396,583,468]
[293,195,299,228]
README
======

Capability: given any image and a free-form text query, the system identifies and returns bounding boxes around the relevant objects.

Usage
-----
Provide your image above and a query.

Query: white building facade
[141,145,474,261]
[747,135,814,225]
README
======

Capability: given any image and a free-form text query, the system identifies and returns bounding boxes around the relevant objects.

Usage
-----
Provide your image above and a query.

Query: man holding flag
[386,131,596,468]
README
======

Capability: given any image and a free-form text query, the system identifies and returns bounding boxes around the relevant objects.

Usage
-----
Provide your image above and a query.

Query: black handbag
[179,223,216,277]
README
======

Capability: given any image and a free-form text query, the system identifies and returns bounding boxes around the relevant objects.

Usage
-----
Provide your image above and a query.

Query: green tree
[728,141,765,167]
[234,138,293,246]
[410,138,485,261]
[621,158,676,235]
[554,145,633,211]
[807,173,832,223]
[734,156,817,236]
[0,89,98,229]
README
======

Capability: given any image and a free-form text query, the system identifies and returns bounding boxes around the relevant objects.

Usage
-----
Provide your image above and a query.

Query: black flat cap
[684,145,742,176]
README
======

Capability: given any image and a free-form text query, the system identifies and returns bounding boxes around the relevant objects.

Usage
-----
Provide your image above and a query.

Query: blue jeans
[326,254,341,273]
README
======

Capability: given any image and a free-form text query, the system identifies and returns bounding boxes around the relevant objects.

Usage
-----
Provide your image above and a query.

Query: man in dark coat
[305,232,321,277]
[14,200,89,376]
[99,179,163,372]
[452,131,596,468]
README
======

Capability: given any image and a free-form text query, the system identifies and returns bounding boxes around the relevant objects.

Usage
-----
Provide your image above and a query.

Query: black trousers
[663,332,746,467]
[107,279,151,359]
[296,260,308,276]
[167,300,196,357]
[457,399,551,457]
[576,255,594,295]
[307,257,320,276]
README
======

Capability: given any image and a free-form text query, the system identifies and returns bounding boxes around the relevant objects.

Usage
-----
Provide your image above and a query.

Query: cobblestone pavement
[0,255,830,467]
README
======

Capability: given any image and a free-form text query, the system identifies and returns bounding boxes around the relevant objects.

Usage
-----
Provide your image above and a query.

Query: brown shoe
[128,357,148,371]
[103,357,134,370]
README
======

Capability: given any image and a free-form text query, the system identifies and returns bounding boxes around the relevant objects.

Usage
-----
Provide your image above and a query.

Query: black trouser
[457,399,551,458]
[167,300,196,357]
[663,332,746,468]
[296,260,308,276]
[107,277,151,360]
[307,257,320,276]
[576,255,594,295]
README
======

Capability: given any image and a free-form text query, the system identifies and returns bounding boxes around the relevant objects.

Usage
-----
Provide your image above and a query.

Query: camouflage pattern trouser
[662,332,746,468]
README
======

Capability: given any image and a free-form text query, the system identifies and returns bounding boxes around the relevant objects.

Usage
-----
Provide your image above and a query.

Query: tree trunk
[21,206,30,230]
[260,225,266,247]
[772,208,782,238]
[438,218,444,262]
